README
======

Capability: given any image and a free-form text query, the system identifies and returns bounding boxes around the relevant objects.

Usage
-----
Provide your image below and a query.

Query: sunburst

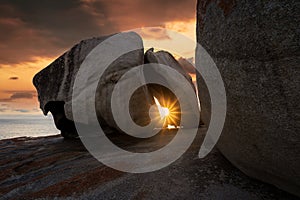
[153,96,180,128]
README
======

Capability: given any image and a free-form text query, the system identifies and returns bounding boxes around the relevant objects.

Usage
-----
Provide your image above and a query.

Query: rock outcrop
[196,0,300,196]
[0,130,298,199]
[33,32,197,138]
[144,48,197,127]
[33,34,116,138]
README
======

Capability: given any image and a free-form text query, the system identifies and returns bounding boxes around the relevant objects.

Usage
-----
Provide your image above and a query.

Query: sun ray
[152,94,182,128]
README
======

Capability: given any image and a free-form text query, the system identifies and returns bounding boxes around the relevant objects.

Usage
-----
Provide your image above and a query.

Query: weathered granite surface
[144,48,195,89]
[196,0,300,196]
[33,33,196,137]
[0,129,298,199]
[144,48,198,127]
[33,32,145,138]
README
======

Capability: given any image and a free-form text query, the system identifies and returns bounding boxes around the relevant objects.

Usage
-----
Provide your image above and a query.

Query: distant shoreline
[0,114,59,140]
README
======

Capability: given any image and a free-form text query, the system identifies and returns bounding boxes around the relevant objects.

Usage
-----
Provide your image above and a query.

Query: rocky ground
[0,128,298,200]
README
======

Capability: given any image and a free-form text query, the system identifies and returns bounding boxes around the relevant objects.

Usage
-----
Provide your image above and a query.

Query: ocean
[0,114,59,140]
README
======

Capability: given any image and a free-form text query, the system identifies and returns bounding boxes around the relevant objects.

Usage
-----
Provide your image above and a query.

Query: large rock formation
[33,32,196,138]
[196,0,300,196]
[144,48,197,127]
[33,34,116,138]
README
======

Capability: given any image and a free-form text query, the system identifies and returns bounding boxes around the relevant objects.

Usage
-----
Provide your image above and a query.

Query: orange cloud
[0,0,197,114]
[0,0,196,65]
[0,57,55,113]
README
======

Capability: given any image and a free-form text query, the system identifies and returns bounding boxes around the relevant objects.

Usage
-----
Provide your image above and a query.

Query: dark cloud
[10,92,33,99]
[9,76,18,80]
[0,108,8,112]
[0,0,115,65]
[0,0,196,65]
[3,90,36,94]
[0,90,36,102]
[86,0,196,30]
[0,98,11,102]
[14,109,30,113]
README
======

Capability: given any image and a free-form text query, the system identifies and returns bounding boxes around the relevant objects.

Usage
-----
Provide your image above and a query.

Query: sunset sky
[0,0,197,115]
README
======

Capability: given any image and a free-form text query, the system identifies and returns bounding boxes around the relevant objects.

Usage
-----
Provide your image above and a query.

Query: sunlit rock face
[196,0,300,196]
[144,48,197,127]
[33,32,196,138]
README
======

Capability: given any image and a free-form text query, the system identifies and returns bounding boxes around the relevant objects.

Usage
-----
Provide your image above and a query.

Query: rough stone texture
[144,48,198,127]
[33,33,197,137]
[33,34,112,117]
[145,49,195,90]
[197,0,300,196]
[33,34,114,138]
[33,32,146,138]
[0,131,298,199]
[93,38,147,130]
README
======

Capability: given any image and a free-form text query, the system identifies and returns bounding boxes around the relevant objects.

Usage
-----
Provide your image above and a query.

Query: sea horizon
[0,114,59,140]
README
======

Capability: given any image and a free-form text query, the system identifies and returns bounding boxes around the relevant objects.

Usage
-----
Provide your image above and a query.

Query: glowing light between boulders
[154,96,170,119]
